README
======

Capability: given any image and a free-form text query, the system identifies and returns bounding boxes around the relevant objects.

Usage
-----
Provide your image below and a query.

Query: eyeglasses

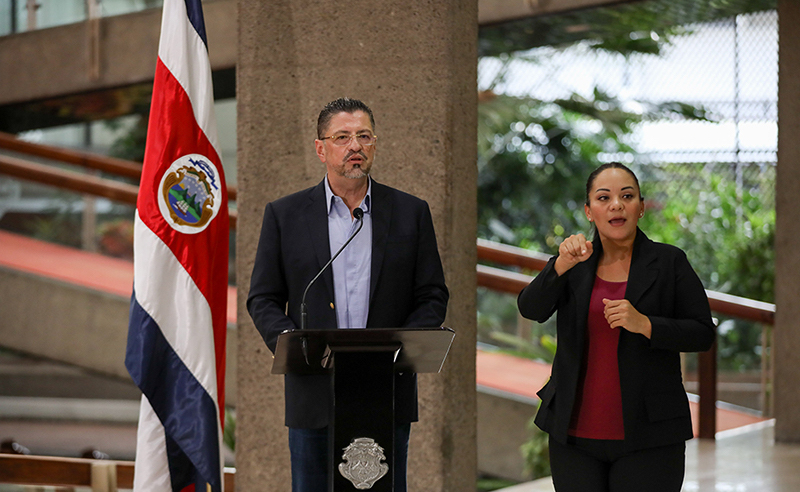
[319,133,377,147]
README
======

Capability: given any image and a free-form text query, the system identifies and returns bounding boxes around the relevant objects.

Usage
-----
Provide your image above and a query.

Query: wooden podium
[272,327,455,491]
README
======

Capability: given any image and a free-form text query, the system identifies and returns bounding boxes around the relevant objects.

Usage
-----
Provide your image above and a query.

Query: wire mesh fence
[478,7,777,214]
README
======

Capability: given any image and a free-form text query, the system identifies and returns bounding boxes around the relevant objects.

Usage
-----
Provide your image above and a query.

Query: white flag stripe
[158,0,220,154]
[133,396,171,492]
[133,210,218,402]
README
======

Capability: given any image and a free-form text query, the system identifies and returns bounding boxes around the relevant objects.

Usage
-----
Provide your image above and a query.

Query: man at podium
[247,97,449,492]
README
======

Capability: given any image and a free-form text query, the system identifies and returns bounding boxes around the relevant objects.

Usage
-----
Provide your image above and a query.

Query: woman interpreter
[518,162,716,492]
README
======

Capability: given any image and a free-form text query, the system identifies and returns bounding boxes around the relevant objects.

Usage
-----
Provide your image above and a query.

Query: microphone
[300,207,365,332]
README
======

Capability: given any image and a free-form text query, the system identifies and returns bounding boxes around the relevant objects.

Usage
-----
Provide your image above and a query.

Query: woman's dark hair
[317,97,375,139]
[585,162,643,206]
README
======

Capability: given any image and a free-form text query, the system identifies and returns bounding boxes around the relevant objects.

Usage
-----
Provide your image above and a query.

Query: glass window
[0,0,164,35]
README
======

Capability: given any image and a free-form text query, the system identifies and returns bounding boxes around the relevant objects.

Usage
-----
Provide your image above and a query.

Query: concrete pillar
[775,0,800,442]
[235,1,478,489]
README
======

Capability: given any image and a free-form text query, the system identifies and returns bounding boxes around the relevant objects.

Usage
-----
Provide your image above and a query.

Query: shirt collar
[324,174,372,216]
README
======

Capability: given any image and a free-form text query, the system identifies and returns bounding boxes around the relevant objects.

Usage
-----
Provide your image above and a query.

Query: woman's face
[584,167,644,243]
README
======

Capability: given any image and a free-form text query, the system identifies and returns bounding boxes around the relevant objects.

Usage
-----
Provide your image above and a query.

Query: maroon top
[569,276,627,440]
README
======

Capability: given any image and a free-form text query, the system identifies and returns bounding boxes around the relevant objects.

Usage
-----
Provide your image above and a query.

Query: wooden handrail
[0,154,139,205]
[477,238,551,271]
[0,454,100,487]
[705,290,775,325]
[0,131,143,179]
[0,130,238,201]
[0,454,235,491]
[0,153,238,229]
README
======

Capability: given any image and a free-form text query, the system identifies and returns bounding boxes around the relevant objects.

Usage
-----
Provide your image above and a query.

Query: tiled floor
[502,420,800,492]
[685,421,800,492]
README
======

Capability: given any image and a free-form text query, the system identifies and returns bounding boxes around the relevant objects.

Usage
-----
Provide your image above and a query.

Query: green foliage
[477,288,522,340]
[476,476,519,491]
[638,163,774,372]
[716,319,765,372]
[518,340,557,480]
[477,288,558,362]
[224,408,236,452]
[105,114,149,162]
[477,89,710,254]
[520,408,551,480]
[490,331,558,363]
[477,90,633,253]
[638,163,774,302]
[27,206,82,248]
[479,0,776,57]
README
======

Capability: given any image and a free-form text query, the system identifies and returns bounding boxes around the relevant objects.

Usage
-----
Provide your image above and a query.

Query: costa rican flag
[125,0,228,490]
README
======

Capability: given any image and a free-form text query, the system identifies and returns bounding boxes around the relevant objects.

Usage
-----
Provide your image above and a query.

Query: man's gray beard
[340,167,370,179]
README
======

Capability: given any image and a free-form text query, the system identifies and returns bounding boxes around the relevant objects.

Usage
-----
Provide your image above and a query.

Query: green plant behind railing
[520,338,557,480]
[224,408,236,452]
[520,403,551,481]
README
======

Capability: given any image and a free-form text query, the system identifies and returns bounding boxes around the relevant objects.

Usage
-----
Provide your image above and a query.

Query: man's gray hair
[317,98,375,139]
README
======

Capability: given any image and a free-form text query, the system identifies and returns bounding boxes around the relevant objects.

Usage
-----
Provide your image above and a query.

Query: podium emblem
[338,437,389,489]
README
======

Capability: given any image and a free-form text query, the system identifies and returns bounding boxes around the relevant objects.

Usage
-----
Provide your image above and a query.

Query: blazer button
[330,302,335,309]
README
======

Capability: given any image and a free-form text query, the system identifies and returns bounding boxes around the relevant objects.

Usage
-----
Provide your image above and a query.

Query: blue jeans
[289,423,411,492]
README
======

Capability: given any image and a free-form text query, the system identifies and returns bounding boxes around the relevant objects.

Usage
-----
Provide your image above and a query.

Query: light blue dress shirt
[324,176,372,329]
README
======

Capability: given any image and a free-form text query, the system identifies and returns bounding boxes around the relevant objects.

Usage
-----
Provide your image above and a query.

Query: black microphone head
[353,208,364,220]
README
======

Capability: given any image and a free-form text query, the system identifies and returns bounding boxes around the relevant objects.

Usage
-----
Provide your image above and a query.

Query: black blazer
[518,229,715,452]
[247,178,449,428]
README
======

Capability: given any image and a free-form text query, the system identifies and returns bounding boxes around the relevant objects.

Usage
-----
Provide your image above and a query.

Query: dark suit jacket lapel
[369,180,391,303]
[625,230,658,306]
[303,180,335,301]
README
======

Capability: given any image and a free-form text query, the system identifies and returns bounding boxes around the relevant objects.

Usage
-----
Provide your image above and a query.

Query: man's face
[315,110,376,180]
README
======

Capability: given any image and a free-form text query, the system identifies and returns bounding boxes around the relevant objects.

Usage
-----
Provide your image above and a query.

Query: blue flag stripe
[184,0,208,48]
[126,294,221,491]
[166,434,197,491]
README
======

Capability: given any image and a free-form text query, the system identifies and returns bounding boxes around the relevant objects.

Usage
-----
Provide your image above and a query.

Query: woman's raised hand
[554,234,593,275]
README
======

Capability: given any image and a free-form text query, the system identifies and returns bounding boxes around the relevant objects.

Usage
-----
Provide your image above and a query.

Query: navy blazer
[518,229,715,452]
[247,178,449,428]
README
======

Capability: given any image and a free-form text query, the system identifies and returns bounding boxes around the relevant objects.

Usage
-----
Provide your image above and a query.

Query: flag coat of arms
[125,0,228,490]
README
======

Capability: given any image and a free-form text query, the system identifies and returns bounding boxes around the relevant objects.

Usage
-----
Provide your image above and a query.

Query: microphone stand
[299,208,364,365]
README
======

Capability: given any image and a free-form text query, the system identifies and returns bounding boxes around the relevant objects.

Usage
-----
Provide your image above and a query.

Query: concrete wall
[0,0,236,107]
[0,0,629,108]
[0,266,239,406]
[0,267,131,379]
[234,0,478,489]
[477,388,539,482]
